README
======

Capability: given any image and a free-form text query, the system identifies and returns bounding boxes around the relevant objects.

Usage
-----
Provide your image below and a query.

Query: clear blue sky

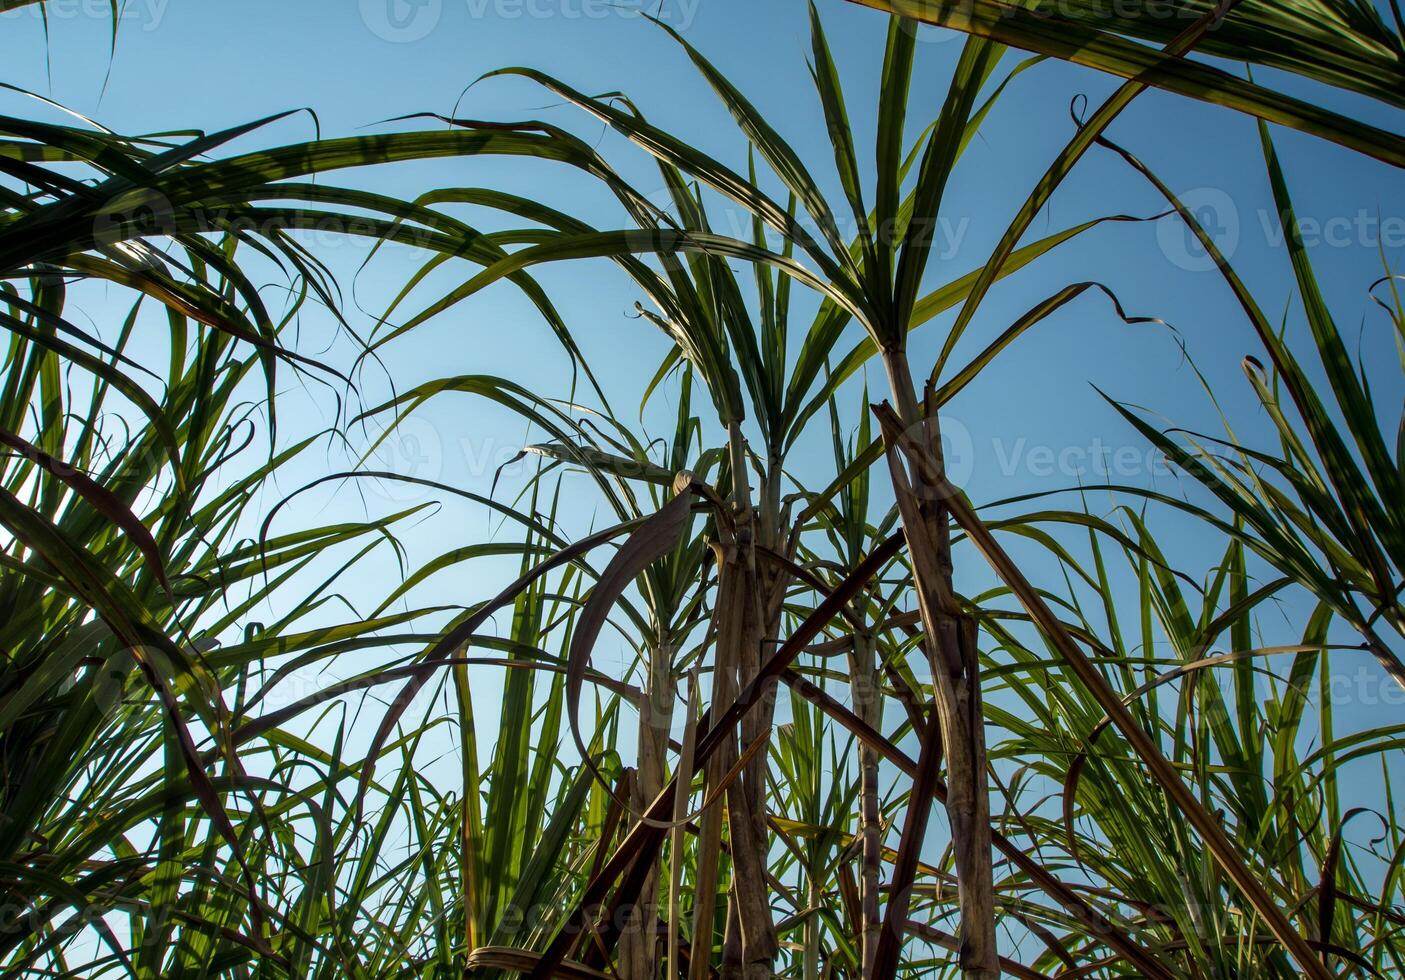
[6,0,1399,513]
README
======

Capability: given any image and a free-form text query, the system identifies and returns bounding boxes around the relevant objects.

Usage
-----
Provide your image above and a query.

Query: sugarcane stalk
[668,671,700,980]
[875,353,999,979]
[621,641,677,978]
[716,422,781,980]
[850,631,883,977]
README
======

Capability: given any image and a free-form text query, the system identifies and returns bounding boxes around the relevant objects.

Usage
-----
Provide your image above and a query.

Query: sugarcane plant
[0,255,460,975]
[372,4,1343,974]
[845,0,1405,167]
[1090,122,1405,694]
[0,56,628,975]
